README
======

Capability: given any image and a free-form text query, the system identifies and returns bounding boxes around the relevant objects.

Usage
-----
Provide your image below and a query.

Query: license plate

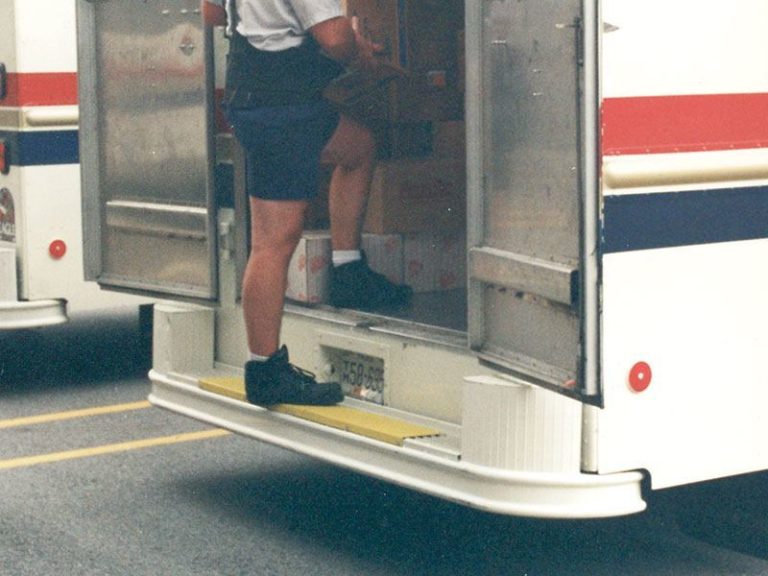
[333,350,385,404]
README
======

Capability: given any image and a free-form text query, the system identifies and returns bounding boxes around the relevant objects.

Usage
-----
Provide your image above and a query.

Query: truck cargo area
[80,0,588,396]
[267,0,470,337]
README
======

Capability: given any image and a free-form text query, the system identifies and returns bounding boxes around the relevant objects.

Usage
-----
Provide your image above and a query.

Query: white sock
[332,250,362,267]
[249,351,270,362]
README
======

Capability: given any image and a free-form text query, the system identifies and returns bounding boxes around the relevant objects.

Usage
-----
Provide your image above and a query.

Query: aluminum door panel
[79,0,216,299]
[467,0,585,391]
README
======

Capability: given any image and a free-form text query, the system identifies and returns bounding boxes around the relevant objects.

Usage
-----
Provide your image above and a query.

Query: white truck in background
[0,0,150,330]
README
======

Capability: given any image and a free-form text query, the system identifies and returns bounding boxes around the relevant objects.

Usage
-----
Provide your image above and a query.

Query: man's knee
[249,201,307,258]
[251,228,302,263]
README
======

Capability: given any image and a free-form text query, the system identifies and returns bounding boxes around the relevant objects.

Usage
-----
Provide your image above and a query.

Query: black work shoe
[329,252,412,310]
[245,346,343,407]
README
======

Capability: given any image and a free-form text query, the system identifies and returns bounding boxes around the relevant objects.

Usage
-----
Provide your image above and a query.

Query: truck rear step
[148,368,645,518]
[199,375,444,447]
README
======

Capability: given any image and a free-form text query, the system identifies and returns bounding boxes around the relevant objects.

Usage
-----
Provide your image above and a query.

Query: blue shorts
[226,101,340,201]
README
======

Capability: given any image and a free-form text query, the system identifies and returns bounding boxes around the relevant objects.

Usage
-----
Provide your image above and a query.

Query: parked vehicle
[0,0,150,330]
[76,0,768,518]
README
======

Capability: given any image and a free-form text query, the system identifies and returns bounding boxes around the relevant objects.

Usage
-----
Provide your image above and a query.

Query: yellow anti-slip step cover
[199,376,440,446]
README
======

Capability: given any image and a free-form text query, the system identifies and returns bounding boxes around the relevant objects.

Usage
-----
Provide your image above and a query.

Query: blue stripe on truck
[602,186,768,253]
[0,130,79,166]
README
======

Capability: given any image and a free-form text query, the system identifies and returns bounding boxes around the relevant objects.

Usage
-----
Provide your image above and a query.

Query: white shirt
[216,0,343,51]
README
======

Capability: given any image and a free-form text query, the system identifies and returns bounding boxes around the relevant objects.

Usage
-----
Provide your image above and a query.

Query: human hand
[349,17,385,76]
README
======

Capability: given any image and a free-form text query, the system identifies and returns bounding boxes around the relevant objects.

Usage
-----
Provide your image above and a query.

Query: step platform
[198,376,441,446]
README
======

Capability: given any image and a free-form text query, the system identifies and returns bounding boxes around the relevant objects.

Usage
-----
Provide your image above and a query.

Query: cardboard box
[393,72,464,122]
[403,232,466,293]
[286,231,405,304]
[343,0,465,124]
[376,121,433,159]
[431,121,465,159]
[362,233,404,284]
[401,0,464,67]
[393,0,465,122]
[285,231,331,304]
[363,158,466,235]
[376,119,465,160]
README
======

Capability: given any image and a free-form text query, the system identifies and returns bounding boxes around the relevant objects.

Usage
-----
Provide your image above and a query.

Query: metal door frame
[465,0,601,402]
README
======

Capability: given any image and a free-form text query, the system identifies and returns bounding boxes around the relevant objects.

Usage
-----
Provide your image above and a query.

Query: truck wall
[597,0,768,488]
[0,0,149,315]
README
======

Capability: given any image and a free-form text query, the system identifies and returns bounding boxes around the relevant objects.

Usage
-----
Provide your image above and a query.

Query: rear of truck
[75,0,768,517]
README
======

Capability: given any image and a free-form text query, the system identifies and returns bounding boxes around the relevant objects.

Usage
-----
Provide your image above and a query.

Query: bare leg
[322,114,412,310]
[242,197,307,357]
[321,114,376,251]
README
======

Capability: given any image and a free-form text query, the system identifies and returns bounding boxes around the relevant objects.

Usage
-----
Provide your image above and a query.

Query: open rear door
[78,0,217,300]
[466,0,599,398]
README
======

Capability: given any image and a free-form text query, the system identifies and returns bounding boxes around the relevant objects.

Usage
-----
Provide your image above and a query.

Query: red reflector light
[628,361,652,392]
[49,239,67,259]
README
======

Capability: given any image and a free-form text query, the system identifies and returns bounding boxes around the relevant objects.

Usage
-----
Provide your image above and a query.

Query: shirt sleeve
[289,0,343,31]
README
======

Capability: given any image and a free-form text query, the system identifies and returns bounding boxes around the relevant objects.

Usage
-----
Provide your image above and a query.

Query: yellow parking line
[0,429,231,471]
[0,401,152,429]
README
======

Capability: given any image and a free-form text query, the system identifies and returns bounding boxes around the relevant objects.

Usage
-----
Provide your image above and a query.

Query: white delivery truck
[0,0,151,330]
[76,0,768,518]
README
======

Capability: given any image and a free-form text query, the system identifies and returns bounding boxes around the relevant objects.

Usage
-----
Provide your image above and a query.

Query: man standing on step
[202,0,411,406]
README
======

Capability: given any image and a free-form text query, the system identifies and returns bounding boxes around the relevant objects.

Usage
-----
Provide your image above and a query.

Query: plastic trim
[0,299,67,330]
[149,370,647,519]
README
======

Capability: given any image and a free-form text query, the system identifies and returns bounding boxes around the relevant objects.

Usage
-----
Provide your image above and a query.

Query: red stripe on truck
[1,72,78,107]
[602,93,768,155]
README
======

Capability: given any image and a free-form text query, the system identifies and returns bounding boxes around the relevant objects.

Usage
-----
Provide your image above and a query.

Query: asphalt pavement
[1,307,767,575]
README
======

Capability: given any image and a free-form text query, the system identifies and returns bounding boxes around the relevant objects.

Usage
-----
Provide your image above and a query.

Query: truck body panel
[0,0,150,329]
[76,0,768,515]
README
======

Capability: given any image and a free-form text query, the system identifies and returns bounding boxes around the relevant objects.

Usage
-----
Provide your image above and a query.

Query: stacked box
[285,231,332,304]
[392,0,465,122]
[377,121,433,159]
[342,0,465,124]
[286,231,405,304]
[362,232,404,284]
[363,157,466,235]
[404,232,466,293]
[431,120,465,159]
